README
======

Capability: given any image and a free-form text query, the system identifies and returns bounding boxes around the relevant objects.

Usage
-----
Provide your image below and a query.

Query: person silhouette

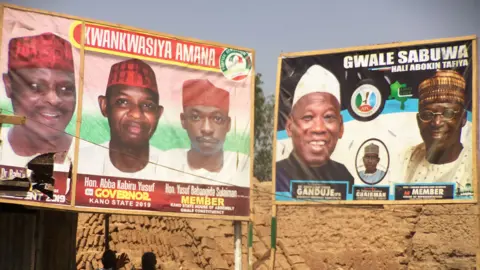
[100,250,117,270]
[141,252,157,270]
[98,250,129,270]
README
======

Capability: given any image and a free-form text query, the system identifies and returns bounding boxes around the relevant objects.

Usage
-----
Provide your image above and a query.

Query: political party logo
[388,81,412,110]
[456,183,474,198]
[350,84,383,120]
[220,48,252,81]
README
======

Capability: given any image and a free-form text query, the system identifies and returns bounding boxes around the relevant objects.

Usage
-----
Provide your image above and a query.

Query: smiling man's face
[286,92,344,167]
[417,102,466,153]
[99,85,162,147]
[4,68,76,139]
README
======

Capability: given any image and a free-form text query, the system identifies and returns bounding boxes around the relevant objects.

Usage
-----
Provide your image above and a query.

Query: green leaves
[253,73,274,181]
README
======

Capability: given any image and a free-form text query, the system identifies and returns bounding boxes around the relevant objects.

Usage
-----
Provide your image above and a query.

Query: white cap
[292,64,341,109]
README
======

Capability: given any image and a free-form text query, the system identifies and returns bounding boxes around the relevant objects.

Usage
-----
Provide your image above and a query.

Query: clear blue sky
[5,0,480,96]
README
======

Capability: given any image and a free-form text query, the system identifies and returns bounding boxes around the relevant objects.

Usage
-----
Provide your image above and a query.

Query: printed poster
[70,21,253,217]
[0,7,254,220]
[0,8,79,205]
[274,37,476,204]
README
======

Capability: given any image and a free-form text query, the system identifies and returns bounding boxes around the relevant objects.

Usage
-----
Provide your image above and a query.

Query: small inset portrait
[355,139,390,185]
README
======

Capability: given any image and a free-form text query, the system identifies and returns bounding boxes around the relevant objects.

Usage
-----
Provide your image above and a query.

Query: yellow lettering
[180,196,225,206]
[94,189,150,201]
[194,197,204,205]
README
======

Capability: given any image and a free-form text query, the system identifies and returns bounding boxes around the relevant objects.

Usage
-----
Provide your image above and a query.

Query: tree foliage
[253,73,275,181]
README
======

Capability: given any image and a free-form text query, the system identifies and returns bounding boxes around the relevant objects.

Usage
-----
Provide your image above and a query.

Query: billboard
[0,5,254,221]
[273,36,477,205]
[0,7,79,206]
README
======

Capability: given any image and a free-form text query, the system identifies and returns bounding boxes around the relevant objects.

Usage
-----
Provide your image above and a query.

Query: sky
[4,0,480,96]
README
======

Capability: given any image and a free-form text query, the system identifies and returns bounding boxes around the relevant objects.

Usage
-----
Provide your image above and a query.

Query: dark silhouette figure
[101,250,117,270]
[141,252,157,270]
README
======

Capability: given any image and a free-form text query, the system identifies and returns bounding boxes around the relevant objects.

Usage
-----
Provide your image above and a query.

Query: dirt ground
[75,178,478,269]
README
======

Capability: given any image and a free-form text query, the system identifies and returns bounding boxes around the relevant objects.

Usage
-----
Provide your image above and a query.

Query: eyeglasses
[418,109,463,122]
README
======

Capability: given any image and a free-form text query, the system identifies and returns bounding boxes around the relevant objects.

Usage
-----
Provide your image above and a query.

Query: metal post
[104,214,110,250]
[247,222,253,270]
[234,221,242,270]
[269,205,277,270]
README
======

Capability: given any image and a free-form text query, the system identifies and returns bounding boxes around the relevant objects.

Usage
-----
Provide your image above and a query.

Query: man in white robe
[399,70,472,194]
[358,143,386,185]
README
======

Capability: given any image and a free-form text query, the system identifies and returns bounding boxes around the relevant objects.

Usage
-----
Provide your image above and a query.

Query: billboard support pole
[104,214,110,250]
[247,221,253,269]
[234,221,242,270]
[269,205,277,270]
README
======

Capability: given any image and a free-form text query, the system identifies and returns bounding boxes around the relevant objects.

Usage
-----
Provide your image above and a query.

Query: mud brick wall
[76,179,478,270]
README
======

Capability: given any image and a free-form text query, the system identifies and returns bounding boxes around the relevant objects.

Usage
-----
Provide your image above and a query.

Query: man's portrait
[357,142,386,185]
[77,58,164,178]
[400,69,472,190]
[275,64,354,193]
[1,32,76,164]
[163,78,249,187]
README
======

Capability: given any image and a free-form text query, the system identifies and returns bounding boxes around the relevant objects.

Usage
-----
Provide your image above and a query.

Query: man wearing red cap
[1,32,76,160]
[78,58,164,178]
[0,32,75,201]
[163,79,249,187]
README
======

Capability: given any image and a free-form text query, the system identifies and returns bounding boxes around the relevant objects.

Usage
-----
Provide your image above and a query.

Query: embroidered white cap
[292,64,341,109]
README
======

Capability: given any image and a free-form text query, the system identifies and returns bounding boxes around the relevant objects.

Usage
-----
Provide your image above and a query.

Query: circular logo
[219,48,252,81]
[350,84,383,119]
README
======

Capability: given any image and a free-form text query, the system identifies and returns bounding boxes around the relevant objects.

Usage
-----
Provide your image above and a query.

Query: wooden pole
[0,115,26,125]
[70,21,86,207]
[0,114,26,145]
[472,36,479,270]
